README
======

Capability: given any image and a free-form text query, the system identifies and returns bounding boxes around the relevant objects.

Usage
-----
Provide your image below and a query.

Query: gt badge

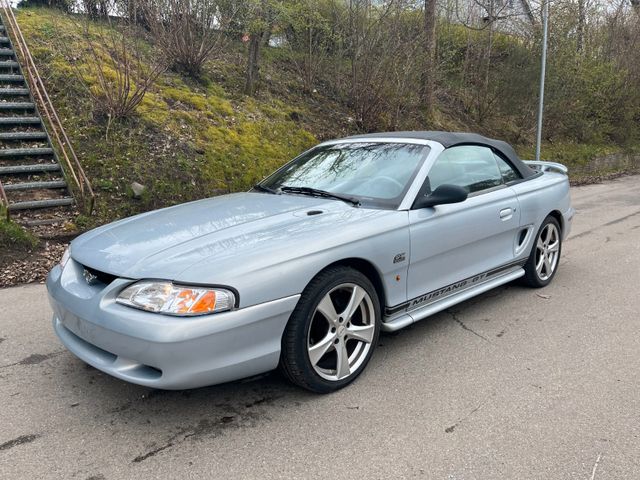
[393,253,406,264]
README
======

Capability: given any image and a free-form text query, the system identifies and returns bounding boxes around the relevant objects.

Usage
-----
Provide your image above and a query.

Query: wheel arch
[315,258,387,312]
[548,210,564,233]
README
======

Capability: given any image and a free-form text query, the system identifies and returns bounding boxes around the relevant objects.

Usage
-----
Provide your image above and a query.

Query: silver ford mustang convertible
[47,131,574,393]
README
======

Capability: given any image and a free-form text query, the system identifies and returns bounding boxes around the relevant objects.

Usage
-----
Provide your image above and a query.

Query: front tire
[522,215,562,288]
[279,266,381,393]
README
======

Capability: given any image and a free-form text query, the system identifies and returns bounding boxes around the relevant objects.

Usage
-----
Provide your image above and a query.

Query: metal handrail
[0,2,95,215]
[0,178,9,220]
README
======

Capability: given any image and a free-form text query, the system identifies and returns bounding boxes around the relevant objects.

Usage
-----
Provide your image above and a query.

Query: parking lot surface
[1,175,639,479]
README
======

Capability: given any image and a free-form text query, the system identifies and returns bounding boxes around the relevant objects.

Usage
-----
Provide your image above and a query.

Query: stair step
[0,38,9,44]
[21,217,71,227]
[0,88,29,95]
[0,163,61,174]
[3,180,66,191]
[0,48,14,56]
[0,116,41,125]
[0,61,19,68]
[8,197,74,211]
[0,131,47,140]
[0,26,5,32]
[0,147,54,157]
[0,74,24,82]
[0,102,35,110]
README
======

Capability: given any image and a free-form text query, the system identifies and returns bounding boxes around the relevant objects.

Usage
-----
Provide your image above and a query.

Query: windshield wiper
[280,186,361,207]
[253,183,279,195]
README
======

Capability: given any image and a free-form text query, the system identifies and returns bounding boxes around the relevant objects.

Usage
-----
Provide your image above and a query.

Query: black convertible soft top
[344,131,537,179]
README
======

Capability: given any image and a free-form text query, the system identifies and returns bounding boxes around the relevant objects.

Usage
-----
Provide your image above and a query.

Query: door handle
[499,208,514,220]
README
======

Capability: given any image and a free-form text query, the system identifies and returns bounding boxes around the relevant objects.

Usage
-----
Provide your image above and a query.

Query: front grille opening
[82,265,118,287]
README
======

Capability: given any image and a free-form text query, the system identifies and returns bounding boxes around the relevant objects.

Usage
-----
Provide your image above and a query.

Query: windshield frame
[257,139,433,210]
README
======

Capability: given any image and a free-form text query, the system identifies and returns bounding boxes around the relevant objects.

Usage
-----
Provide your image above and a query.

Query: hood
[71,192,389,281]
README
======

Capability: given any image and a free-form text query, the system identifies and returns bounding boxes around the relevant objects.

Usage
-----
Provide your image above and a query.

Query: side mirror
[413,184,468,209]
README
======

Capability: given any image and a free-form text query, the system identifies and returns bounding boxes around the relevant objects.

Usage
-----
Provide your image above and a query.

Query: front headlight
[59,247,71,269]
[116,281,236,316]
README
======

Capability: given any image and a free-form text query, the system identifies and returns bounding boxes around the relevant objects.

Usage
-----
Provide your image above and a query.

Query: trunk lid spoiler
[524,160,568,175]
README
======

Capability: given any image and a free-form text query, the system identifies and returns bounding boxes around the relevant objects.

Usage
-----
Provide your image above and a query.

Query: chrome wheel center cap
[337,325,346,337]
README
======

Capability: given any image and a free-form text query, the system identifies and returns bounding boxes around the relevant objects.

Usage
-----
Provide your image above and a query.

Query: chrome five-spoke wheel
[280,266,381,393]
[308,284,376,381]
[535,222,560,281]
[522,215,562,287]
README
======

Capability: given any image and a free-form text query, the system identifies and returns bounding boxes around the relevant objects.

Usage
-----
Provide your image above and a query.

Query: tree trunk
[479,17,494,124]
[99,0,109,17]
[83,0,98,17]
[349,0,360,121]
[577,0,586,52]
[422,0,437,120]
[304,26,313,94]
[520,0,535,25]
[244,32,262,96]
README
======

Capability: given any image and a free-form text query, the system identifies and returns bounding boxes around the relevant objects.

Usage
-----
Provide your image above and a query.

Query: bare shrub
[141,0,239,76]
[63,9,167,127]
[278,0,334,94]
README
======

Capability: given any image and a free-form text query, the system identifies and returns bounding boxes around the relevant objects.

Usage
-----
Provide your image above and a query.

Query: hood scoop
[292,209,325,218]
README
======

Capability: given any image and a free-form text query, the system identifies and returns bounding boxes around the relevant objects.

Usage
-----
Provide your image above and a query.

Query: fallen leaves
[0,241,67,288]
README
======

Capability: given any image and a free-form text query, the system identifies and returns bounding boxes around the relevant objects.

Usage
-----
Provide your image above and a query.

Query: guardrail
[0,2,95,215]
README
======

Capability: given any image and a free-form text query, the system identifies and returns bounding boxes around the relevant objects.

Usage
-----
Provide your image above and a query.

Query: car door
[406,145,522,302]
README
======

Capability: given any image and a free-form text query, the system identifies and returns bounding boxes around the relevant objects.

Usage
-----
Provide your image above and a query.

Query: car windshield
[259,142,429,208]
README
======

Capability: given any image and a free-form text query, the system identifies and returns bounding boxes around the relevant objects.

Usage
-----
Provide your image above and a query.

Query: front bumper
[47,259,300,389]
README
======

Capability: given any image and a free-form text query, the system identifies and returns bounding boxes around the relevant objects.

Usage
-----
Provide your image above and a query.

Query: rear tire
[521,215,562,288]
[279,266,380,393]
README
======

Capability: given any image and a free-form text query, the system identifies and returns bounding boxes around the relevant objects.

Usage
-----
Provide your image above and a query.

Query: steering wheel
[369,175,404,192]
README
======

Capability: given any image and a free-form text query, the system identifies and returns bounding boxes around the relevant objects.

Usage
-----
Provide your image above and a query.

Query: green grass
[518,143,618,167]
[0,218,39,251]
[17,7,317,227]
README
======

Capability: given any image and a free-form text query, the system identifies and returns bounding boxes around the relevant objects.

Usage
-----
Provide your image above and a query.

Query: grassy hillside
[13,7,640,230]
[17,8,328,226]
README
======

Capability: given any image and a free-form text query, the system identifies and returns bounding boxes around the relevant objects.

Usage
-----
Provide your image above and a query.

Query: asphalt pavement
[1,175,639,479]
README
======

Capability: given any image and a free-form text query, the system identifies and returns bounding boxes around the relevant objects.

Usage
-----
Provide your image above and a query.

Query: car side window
[427,146,503,194]
[494,153,521,183]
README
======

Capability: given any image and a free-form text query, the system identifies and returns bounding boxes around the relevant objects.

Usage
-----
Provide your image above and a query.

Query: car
[47,131,575,393]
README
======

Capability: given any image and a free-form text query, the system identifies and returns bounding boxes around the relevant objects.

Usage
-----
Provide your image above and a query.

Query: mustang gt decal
[385,261,526,316]
[410,273,489,307]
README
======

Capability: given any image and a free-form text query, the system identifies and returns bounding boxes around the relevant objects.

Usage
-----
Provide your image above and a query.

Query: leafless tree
[81,0,110,17]
[244,0,271,95]
[279,0,334,94]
